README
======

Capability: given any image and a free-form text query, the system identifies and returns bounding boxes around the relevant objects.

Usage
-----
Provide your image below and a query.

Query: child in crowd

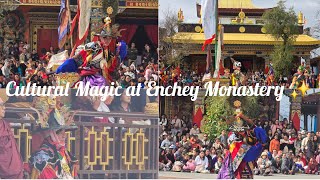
[255,152,272,176]
[214,156,223,174]
[182,154,196,172]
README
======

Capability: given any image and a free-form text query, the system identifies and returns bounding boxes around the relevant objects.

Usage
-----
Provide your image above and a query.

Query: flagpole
[213,0,219,77]
[68,0,74,51]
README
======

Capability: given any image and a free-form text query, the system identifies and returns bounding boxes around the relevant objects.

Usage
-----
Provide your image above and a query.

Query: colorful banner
[58,0,70,49]
[201,0,217,50]
[125,0,158,8]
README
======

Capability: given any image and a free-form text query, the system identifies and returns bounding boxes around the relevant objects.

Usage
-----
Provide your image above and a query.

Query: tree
[159,8,194,66]
[202,96,261,140]
[262,0,299,78]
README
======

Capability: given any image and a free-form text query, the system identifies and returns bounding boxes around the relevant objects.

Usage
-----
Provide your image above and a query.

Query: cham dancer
[56,7,127,87]
[218,100,267,179]
[27,96,78,179]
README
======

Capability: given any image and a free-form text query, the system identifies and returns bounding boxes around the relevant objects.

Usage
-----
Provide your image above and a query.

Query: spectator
[271,120,282,137]
[159,114,169,129]
[31,49,39,61]
[271,156,281,174]
[205,149,213,171]
[195,150,209,173]
[305,158,318,174]
[0,75,6,88]
[271,149,278,159]
[127,42,138,66]
[294,133,303,155]
[256,151,271,176]
[210,148,218,172]
[142,44,153,67]
[1,61,10,78]
[10,74,26,88]
[182,154,196,172]
[174,131,183,143]
[161,134,174,149]
[159,149,171,171]
[202,134,212,149]
[218,130,228,148]
[281,153,290,174]
[171,125,180,137]
[269,135,280,152]
[174,147,184,162]
[302,132,312,153]
[213,138,224,152]
[180,135,189,146]
[190,123,200,135]
[171,115,183,129]
[166,145,176,164]
[294,156,305,173]
[316,145,320,164]
[306,134,315,161]
[214,156,223,174]
[280,134,290,154]
[19,48,30,63]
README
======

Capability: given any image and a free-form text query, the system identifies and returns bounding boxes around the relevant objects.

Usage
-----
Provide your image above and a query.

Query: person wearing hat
[230,58,244,87]
[27,96,78,179]
[56,8,127,86]
[0,97,24,178]
[255,151,271,176]
[290,64,307,89]
[218,105,268,179]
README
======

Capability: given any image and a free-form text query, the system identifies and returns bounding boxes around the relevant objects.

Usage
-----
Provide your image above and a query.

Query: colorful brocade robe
[29,141,78,179]
[218,127,267,179]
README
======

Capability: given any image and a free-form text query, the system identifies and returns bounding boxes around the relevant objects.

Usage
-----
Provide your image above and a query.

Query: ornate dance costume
[56,14,126,87]
[28,96,78,179]
[289,64,310,89]
[218,101,267,179]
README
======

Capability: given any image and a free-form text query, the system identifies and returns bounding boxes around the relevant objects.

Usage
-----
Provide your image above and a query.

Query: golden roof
[170,33,320,46]
[219,0,258,9]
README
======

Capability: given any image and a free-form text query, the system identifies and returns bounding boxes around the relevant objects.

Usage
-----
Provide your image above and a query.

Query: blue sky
[159,0,320,28]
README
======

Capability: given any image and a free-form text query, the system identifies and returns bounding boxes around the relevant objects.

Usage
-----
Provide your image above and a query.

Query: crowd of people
[0,40,159,89]
[158,63,320,88]
[159,115,320,176]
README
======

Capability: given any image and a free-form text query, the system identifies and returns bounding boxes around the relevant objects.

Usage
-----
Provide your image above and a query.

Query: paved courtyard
[159,172,320,179]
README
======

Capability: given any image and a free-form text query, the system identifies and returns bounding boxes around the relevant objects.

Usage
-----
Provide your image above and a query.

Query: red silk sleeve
[107,56,118,74]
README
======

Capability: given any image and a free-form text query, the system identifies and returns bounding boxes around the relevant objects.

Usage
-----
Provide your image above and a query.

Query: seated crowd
[0,41,158,89]
[159,63,319,88]
[159,115,320,175]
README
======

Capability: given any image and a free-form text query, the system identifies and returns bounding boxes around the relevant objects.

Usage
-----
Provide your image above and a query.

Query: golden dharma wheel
[239,26,245,33]
[107,6,113,15]
[234,100,241,108]
[195,26,202,33]
[239,11,246,19]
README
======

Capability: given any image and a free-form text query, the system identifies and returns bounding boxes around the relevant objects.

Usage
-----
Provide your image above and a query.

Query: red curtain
[119,24,138,44]
[144,25,158,47]
[37,29,58,56]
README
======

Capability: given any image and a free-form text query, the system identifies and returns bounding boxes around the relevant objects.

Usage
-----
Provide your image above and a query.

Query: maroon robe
[0,120,23,179]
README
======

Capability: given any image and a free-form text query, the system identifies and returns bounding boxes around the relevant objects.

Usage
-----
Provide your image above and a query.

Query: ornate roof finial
[298,11,304,25]
[178,8,184,22]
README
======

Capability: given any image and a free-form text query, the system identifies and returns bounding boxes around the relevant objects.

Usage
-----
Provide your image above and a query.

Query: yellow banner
[125,0,158,8]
